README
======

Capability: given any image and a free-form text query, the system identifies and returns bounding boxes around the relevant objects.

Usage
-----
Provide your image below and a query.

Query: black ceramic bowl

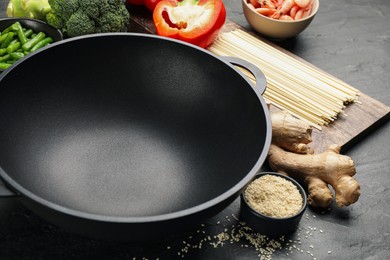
[240,172,307,238]
[0,18,63,71]
[0,17,63,41]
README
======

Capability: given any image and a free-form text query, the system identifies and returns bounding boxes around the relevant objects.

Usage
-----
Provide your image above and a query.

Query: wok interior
[0,35,267,217]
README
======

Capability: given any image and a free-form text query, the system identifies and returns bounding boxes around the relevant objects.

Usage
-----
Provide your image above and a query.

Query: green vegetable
[0,34,9,44]
[0,22,56,71]
[6,41,21,54]
[0,48,7,55]
[0,62,12,70]
[0,54,12,62]
[24,29,33,38]
[17,27,28,44]
[10,51,25,60]
[1,21,22,34]
[64,11,95,37]
[30,36,53,52]
[1,22,29,44]
[1,32,15,48]
[6,0,52,21]
[22,31,46,51]
[9,39,19,46]
[46,0,130,38]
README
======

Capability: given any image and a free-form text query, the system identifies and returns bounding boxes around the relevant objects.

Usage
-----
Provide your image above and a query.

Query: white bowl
[242,0,319,39]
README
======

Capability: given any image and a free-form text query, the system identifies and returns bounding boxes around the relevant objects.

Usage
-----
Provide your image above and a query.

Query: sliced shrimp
[259,0,276,9]
[294,0,312,8]
[249,0,261,8]
[295,0,313,20]
[271,0,295,19]
[247,3,256,10]
[279,14,294,21]
[301,8,312,19]
[274,0,284,8]
[304,0,313,13]
[290,5,300,19]
[256,7,277,17]
[294,8,304,20]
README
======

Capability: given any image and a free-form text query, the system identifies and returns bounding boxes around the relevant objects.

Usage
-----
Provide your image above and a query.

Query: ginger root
[270,110,313,154]
[268,111,361,208]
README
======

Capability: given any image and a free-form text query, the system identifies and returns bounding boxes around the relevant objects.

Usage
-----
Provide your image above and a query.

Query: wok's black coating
[0,33,271,241]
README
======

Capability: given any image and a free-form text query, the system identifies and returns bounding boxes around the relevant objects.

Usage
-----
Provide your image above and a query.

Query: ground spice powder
[244,174,303,218]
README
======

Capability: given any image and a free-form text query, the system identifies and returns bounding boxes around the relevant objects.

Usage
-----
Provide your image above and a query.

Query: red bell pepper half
[153,0,226,48]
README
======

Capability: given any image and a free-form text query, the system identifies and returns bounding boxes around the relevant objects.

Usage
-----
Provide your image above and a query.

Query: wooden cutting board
[128,8,390,153]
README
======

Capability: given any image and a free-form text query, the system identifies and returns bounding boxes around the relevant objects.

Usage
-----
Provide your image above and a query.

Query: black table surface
[0,0,389,259]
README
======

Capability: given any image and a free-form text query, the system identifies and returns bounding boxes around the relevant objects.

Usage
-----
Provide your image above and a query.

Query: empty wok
[0,33,271,241]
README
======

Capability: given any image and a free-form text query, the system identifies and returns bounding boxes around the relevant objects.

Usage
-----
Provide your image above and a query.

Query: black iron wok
[0,33,271,241]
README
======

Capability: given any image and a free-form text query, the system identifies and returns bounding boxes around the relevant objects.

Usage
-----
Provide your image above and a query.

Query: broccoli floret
[49,0,79,21]
[78,0,108,20]
[97,13,123,33]
[45,12,64,29]
[65,11,95,37]
[46,0,130,38]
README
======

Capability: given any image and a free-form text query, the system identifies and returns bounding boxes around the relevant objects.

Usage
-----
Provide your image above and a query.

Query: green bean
[0,33,9,44]
[0,54,11,62]
[22,32,46,51]
[1,32,15,48]
[1,22,21,34]
[4,22,28,44]
[30,37,53,52]
[7,42,21,54]
[0,62,12,70]
[9,39,19,46]
[0,22,58,70]
[10,52,25,60]
[0,48,7,55]
[17,27,28,44]
[24,29,33,38]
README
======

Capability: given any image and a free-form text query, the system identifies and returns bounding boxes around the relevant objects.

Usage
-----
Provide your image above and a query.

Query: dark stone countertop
[0,0,389,259]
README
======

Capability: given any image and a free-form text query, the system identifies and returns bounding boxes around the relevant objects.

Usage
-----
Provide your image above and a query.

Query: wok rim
[0,33,272,224]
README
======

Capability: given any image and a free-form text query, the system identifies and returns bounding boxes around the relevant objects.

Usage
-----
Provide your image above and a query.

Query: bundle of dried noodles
[208,29,360,129]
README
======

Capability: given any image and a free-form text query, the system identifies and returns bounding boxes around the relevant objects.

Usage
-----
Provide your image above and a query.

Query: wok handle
[0,179,17,197]
[222,56,267,94]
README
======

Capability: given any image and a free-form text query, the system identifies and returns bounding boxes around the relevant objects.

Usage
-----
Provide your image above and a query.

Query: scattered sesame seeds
[132,210,330,259]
